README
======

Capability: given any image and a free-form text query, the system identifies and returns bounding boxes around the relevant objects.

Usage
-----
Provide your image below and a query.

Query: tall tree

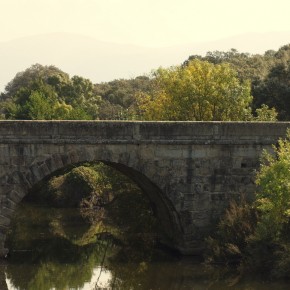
[253,45,290,120]
[0,65,100,120]
[3,64,70,100]
[138,59,253,121]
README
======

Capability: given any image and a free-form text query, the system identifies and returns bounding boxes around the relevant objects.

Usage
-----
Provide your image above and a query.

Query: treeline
[1,43,290,121]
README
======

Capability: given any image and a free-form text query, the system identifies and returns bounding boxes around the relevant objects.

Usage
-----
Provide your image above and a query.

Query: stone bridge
[0,120,289,256]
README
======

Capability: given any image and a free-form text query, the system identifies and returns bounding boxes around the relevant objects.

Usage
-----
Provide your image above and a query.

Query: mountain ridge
[1,31,290,92]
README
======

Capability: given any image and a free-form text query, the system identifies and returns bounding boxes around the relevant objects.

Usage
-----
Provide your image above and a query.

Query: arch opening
[1,157,184,257]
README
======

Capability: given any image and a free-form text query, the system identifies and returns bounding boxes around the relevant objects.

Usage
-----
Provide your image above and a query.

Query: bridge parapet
[0,121,288,144]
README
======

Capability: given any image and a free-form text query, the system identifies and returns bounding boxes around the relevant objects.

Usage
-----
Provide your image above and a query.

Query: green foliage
[34,166,100,207]
[255,129,290,241]
[95,76,152,120]
[4,64,70,99]
[3,80,57,119]
[3,44,290,121]
[1,64,100,120]
[205,198,257,265]
[138,59,253,121]
[186,48,275,84]
[61,75,101,119]
[26,91,54,119]
[253,104,278,121]
[186,46,290,120]
[254,55,290,120]
[52,101,73,119]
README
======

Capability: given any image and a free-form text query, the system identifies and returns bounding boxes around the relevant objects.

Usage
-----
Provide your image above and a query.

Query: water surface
[1,203,289,290]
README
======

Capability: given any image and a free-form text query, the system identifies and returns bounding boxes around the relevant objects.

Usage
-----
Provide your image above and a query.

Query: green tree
[138,59,253,121]
[26,91,54,120]
[95,76,152,120]
[3,64,70,99]
[253,104,278,121]
[254,58,290,120]
[185,48,275,84]
[186,46,290,120]
[61,76,101,119]
[2,80,58,119]
[0,65,100,120]
[255,130,290,240]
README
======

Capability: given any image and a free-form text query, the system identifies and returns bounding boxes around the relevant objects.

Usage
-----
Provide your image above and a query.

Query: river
[1,203,289,290]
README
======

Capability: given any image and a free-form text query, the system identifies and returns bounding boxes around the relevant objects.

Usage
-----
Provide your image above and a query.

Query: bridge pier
[0,121,289,256]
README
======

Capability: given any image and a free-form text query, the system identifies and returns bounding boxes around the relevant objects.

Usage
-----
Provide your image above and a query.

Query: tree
[185,46,290,120]
[0,65,100,120]
[185,49,279,117]
[3,64,70,99]
[254,59,290,120]
[26,91,54,120]
[2,80,57,119]
[95,76,152,120]
[255,130,290,240]
[61,76,101,119]
[253,104,277,121]
[138,59,253,121]
[185,49,275,84]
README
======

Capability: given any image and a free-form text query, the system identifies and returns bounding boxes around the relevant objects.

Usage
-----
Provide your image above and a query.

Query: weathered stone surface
[0,120,289,256]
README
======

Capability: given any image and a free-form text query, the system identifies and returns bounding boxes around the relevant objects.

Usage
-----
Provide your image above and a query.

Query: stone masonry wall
[0,121,289,255]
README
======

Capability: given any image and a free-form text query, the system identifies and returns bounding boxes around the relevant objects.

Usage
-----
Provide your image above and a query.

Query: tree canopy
[185,45,290,120]
[95,76,152,120]
[0,64,100,120]
[3,44,290,121]
[137,59,270,121]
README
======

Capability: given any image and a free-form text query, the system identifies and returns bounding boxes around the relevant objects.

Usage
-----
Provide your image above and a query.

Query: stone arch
[0,148,184,255]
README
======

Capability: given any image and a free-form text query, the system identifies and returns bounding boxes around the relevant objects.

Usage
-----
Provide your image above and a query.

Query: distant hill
[1,31,290,92]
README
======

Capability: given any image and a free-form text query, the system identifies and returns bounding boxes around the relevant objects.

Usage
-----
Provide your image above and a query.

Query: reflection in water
[6,266,113,290]
[2,203,290,290]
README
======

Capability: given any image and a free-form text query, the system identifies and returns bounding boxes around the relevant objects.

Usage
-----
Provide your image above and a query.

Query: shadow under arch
[101,160,184,249]
[0,151,185,255]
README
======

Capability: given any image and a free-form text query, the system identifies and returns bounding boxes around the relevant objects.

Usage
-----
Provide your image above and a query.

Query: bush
[47,166,99,207]
[205,197,257,265]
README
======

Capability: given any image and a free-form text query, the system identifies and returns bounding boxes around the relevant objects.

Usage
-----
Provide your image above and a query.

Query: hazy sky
[1,0,290,47]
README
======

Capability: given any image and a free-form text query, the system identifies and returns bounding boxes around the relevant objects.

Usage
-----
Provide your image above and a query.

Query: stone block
[7,171,24,185]
[139,145,155,160]
[0,215,10,227]
[155,148,183,158]
[52,154,64,169]
[10,156,26,166]
[2,198,17,210]
[0,207,14,218]
[39,162,51,177]
[6,190,24,203]
[30,164,44,181]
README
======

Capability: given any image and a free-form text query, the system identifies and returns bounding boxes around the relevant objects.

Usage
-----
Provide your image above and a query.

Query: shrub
[205,197,257,265]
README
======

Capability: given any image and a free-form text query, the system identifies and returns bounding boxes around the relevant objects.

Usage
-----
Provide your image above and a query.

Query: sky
[1,0,290,47]
[1,0,290,91]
